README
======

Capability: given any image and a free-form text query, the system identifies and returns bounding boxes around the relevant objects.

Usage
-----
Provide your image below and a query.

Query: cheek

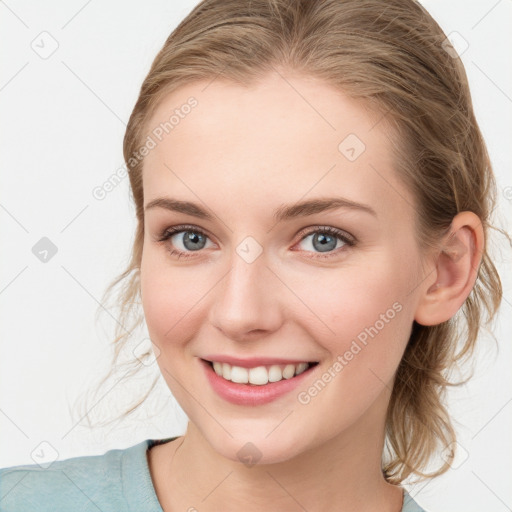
[289,255,415,383]
[140,248,206,350]
[290,264,414,432]
[290,258,409,339]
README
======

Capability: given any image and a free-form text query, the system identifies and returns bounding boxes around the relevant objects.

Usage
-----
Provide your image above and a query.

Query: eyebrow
[144,196,377,221]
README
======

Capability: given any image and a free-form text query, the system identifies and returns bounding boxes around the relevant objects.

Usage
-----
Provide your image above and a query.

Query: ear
[414,211,484,326]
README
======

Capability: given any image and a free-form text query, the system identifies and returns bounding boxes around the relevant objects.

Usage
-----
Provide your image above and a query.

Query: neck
[156,392,403,512]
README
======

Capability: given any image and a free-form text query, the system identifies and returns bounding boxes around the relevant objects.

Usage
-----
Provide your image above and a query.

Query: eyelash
[156,224,356,260]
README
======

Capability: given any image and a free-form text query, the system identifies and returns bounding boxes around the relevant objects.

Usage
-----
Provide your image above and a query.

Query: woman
[0,1,504,511]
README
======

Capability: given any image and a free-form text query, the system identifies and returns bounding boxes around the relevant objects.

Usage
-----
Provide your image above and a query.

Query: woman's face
[140,69,428,464]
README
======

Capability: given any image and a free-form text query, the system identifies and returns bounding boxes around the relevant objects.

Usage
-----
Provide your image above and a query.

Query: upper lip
[201,355,318,368]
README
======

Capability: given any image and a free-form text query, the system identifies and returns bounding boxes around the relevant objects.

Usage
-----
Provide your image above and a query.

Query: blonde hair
[85,0,504,484]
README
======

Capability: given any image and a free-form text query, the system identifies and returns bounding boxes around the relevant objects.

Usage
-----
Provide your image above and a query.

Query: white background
[0,1,511,511]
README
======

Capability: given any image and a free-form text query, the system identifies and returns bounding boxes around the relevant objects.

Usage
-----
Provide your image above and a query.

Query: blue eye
[157,225,213,259]
[295,226,355,258]
[157,225,355,260]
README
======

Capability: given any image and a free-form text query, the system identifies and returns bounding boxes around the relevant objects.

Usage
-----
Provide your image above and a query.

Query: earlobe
[414,212,484,326]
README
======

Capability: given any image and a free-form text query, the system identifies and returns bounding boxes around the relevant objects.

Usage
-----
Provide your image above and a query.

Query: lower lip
[201,359,316,406]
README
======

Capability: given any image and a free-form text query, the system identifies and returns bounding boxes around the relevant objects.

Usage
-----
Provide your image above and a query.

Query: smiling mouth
[203,359,319,386]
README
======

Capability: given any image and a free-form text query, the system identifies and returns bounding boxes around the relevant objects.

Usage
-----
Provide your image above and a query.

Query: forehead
[141,71,414,224]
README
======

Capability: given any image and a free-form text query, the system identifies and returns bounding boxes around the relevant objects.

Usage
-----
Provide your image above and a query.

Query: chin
[207,430,307,467]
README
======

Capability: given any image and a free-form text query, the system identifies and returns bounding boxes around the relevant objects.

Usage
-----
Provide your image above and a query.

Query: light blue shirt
[0,438,426,511]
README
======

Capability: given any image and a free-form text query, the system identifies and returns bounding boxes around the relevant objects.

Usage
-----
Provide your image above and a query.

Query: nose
[209,245,284,341]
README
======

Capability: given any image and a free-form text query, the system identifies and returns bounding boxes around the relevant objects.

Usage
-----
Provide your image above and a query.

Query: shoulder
[402,489,429,512]
[0,439,162,512]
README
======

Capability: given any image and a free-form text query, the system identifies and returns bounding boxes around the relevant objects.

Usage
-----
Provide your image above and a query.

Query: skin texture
[139,69,484,512]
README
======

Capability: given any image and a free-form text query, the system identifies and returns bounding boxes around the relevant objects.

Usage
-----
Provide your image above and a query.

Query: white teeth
[210,360,312,384]
[282,364,295,379]
[222,362,231,380]
[268,365,282,382]
[295,362,308,375]
[249,366,268,385]
[230,366,249,383]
